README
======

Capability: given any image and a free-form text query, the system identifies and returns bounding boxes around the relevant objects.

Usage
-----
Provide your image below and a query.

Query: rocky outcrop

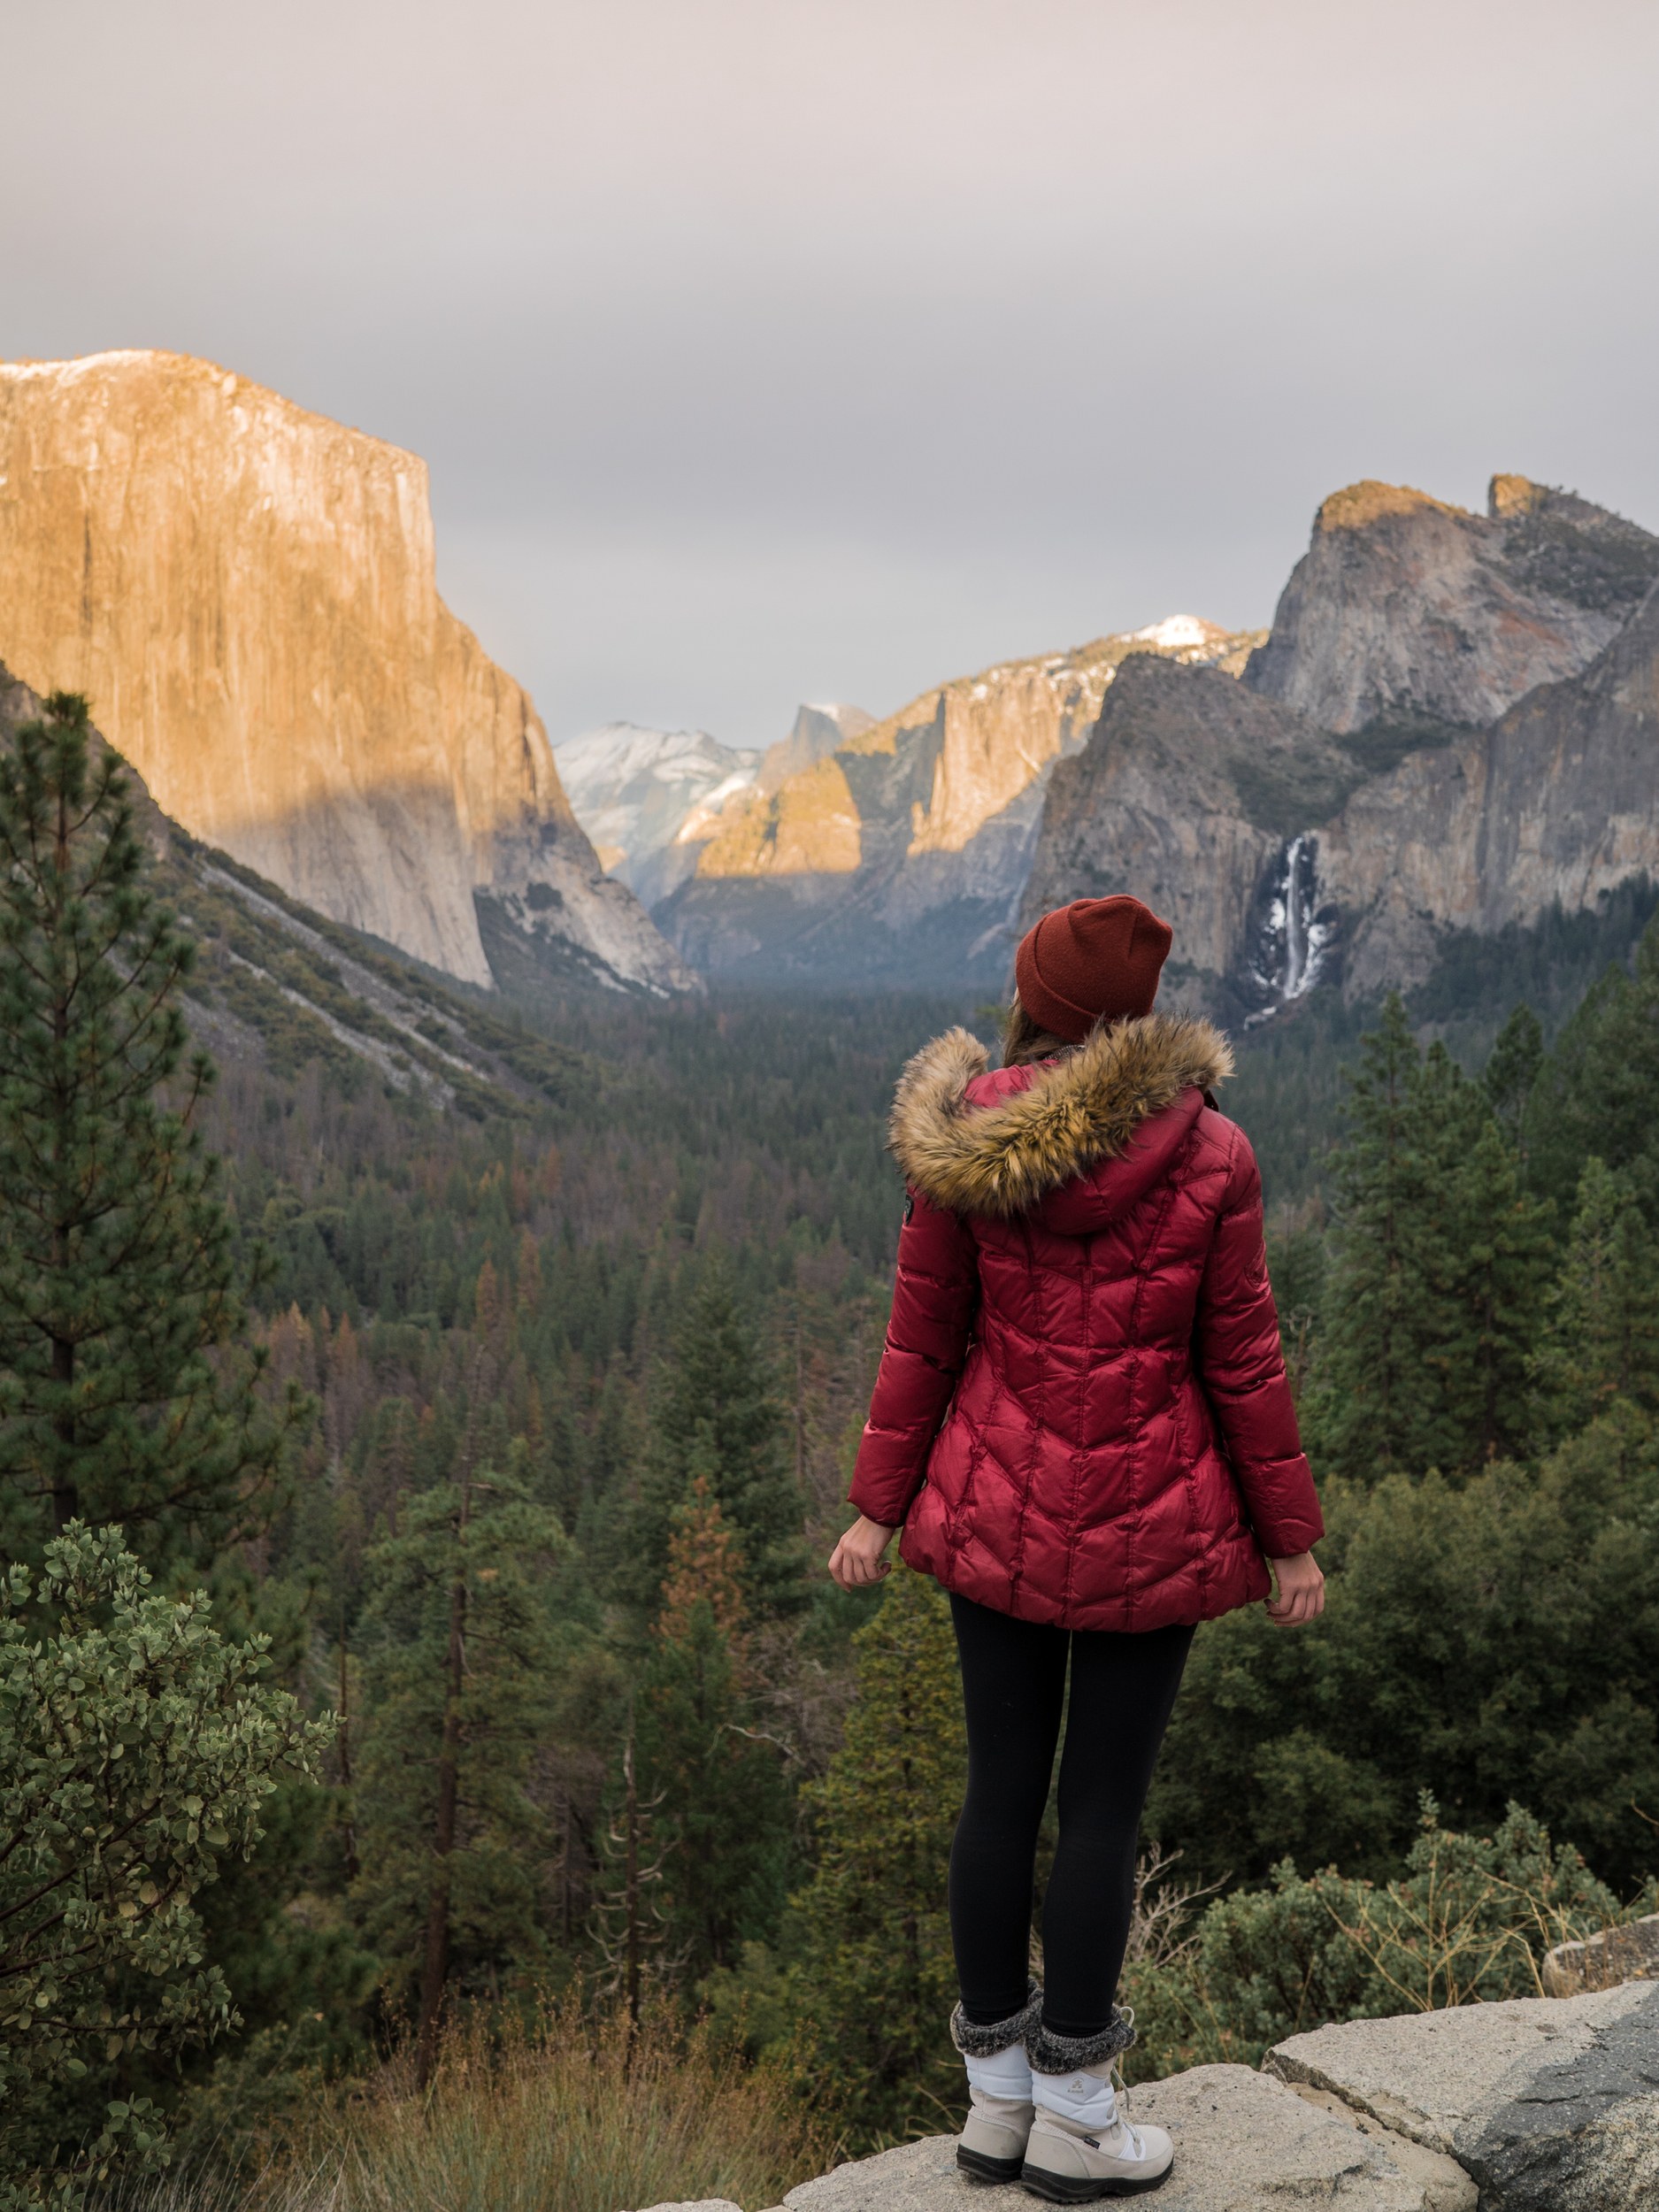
[1243,475,1659,740]
[660,620,1261,987]
[770,2074,1471,2212]
[0,349,695,996]
[1544,1914,1659,1997]
[1312,575,1659,997]
[1269,1983,1659,2210]
[696,1985,1659,2212]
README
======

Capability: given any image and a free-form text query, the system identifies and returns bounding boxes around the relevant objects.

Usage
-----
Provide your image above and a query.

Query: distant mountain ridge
[13,351,1654,1019]
[556,722,760,910]
[636,618,1262,986]
[556,703,874,912]
[0,350,695,1001]
[558,472,1659,1012]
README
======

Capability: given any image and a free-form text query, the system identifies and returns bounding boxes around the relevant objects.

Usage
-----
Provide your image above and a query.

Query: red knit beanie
[1014,896,1173,1042]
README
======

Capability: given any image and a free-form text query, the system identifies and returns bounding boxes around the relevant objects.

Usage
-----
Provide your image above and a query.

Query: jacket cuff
[848,1463,919,1529]
[1245,1461,1325,1557]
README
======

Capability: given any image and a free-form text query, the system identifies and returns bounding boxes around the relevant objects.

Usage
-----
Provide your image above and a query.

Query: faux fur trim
[1025,2008,1138,2075]
[888,1014,1234,1219]
[950,1978,1043,2058]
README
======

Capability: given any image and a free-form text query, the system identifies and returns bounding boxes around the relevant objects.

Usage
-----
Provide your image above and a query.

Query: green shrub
[0,1525,331,2207]
[1123,1797,1644,2079]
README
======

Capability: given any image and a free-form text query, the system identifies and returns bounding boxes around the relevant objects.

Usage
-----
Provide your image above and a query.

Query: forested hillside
[4,694,1657,2208]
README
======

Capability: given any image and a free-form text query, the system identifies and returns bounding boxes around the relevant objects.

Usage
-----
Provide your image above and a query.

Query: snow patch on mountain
[555,722,760,910]
[1131,614,1233,651]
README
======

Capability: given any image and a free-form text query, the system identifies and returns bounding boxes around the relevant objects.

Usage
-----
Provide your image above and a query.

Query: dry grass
[127,2002,831,2212]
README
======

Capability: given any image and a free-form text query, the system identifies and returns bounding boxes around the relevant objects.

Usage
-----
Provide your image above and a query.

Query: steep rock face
[0,349,694,995]
[0,664,582,1112]
[1244,475,1659,741]
[755,702,876,798]
[662,619,1260,986]
[1313,576,1659,996]
[1026,476,1659,1017]
[1020,655,1362,1002]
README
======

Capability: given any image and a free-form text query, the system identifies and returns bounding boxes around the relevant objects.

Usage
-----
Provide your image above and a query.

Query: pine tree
[1313,1000,1549,1479]
[1312,996,1449,1479]
[624,1259,807,1618]
[1535,1158,1659,1431]
[350,1451,566,2083]
[635,1477,791,1982]
[1428,1112,1554,1465]
[781,1568,967,2147]
[0,694,295,1571]
[1525,918,1659,1224]
[1484,1002,1544,1151]
[655,1471,749,1648]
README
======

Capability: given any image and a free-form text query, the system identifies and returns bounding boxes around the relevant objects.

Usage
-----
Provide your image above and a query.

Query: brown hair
[1001,993,1078,1070]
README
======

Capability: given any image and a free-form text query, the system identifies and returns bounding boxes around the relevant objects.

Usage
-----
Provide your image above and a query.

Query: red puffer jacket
[849,1015,1323,1632]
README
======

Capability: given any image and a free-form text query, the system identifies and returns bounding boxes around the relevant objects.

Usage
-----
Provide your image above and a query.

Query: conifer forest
[4,697,1659,2208]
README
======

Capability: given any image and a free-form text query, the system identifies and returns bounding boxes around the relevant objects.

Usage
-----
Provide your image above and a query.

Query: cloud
[6,0,1657,744]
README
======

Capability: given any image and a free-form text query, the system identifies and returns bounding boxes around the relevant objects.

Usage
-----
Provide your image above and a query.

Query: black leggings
[949,1593,1194,2039]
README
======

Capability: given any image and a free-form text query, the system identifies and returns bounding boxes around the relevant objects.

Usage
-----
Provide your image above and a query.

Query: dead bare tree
[591,1717,672,2052]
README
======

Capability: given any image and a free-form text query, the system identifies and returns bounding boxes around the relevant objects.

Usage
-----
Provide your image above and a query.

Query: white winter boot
[1020,2011,1173,2200]
[950,1981,1043,2183]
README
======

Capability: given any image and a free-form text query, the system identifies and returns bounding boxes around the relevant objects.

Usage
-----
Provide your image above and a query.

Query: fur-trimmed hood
[888,1013,1233,1220]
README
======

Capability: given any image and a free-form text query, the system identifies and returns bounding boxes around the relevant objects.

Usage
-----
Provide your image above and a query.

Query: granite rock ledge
[637,1984,1659,2212]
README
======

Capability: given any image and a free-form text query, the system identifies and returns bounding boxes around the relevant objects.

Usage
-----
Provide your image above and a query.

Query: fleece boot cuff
[949,1977,1042,2059]
[1024,2006,1137,2076]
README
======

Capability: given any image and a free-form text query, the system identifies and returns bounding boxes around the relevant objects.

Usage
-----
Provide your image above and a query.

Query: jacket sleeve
[848,1187,979,1527]
[1194,1126,1325,1557]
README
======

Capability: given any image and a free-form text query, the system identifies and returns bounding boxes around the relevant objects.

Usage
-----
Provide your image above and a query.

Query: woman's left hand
[1265,1550,1325,1626]
[828,1515,898,1592]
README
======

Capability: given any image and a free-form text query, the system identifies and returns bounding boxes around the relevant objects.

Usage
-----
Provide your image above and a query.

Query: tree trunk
[49,778,78,1535]
[622,1728,642,2039]
[792,1302,807,1498]
[50,1333,78,1532]
[414,1469,471,2089]
[337,1613,360,1884]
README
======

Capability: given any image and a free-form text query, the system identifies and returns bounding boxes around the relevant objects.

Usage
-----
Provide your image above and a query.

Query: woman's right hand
[1265,1550,1325,1626]
[828,1515,897,1592]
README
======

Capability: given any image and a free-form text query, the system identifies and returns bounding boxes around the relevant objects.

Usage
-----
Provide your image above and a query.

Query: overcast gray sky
[6,0,1658,749]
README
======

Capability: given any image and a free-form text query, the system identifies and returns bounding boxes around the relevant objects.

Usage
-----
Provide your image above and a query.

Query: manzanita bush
[0,1523,333,2208]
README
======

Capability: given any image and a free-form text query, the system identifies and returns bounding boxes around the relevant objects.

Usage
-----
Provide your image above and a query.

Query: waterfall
[1247,835,1332,1017]
[1282,834,1313,998]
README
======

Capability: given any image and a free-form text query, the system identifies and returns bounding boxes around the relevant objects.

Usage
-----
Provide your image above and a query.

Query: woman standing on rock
[829,895,1325,2200]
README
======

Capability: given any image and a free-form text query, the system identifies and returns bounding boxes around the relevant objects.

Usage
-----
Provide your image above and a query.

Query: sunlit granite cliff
[656,618,1261,986]
[0,349,695,996]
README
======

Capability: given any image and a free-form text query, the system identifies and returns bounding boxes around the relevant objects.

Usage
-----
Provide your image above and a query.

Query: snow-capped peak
[1129,614,1222,651]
